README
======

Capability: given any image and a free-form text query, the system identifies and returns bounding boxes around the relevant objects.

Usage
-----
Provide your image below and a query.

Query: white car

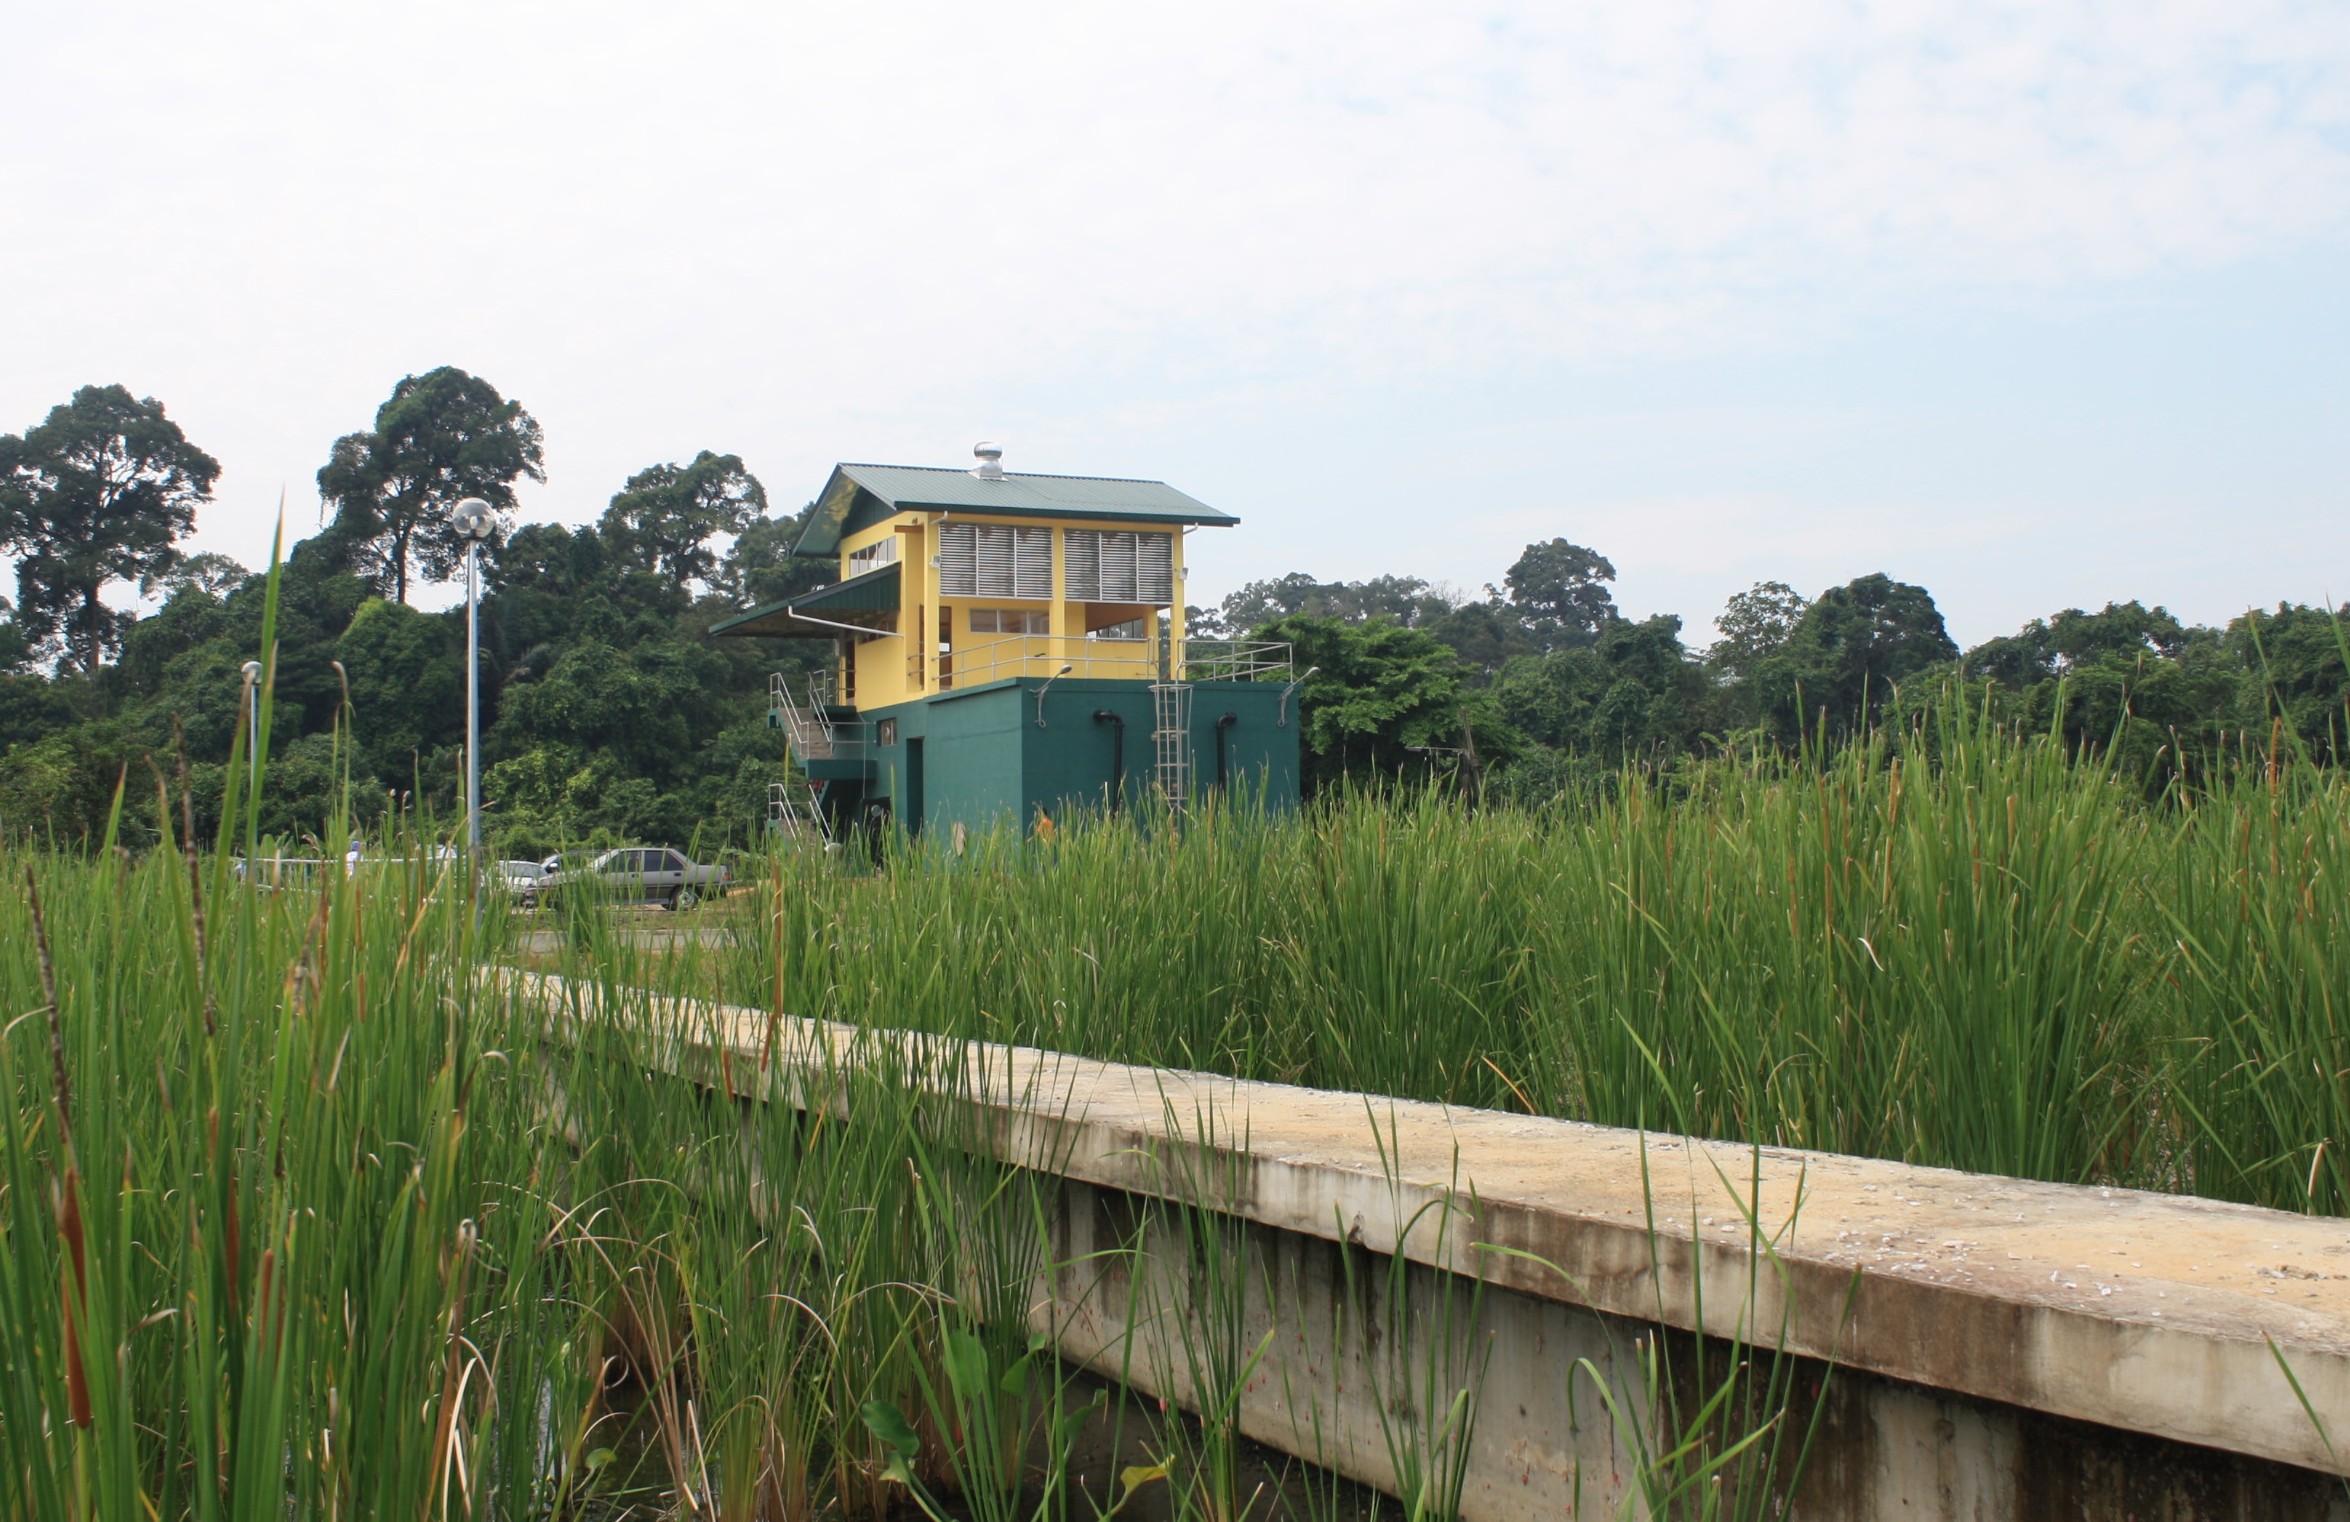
[496,859,551,906]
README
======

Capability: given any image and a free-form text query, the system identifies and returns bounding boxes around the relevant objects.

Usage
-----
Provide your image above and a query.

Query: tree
[1494,614,1711,759]
[315,368,545,603]
[1502,539,1617,649]
[488,633,732,789]
[601,452,768,586]
[1961,622,2058,689]
[2232,602,2350,762]
[1214,573,1340,635]
[2047,602,2188,669]
[1212,572,1459,637]
[1255,614,1475,793]
[141,551,249,602]
[1706,581,1809,682]
[1422,598,1542,679]
[0,596,29,674]
[718,502,829,607]
[1964,602,2189,689]
[113,578,233,694]
[336,598,463,783]
[0,385,218,671]
[1320,575,1457,627]
[0,671,71,748]
[1761,573,1957,738]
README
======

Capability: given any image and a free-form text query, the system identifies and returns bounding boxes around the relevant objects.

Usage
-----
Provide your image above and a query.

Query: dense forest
[2,368,2344,851]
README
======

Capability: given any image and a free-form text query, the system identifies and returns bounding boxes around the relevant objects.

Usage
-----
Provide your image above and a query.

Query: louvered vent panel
[938,524,979,597]
[1137,532,1173,604]
[1062,530,1175,603]
[1100,532,1138,602]
[1064,531,1101,601]
[1014,528,1053,599]
[975,525,1017,597]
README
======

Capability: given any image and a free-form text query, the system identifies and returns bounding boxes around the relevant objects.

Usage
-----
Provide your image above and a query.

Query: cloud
[2,0,2345,588]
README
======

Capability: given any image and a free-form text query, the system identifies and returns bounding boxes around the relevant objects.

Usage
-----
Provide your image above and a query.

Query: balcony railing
[941,637,1292,690]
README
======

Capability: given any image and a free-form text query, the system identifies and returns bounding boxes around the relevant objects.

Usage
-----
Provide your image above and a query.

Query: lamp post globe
[451,497,495,865]
[450,497,496,542]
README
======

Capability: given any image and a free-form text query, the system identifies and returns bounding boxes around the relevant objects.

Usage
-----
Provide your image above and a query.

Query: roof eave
[789,467,864,559]
[884,497,1239,529]
[713,560,906,639]
[708,596,808,638]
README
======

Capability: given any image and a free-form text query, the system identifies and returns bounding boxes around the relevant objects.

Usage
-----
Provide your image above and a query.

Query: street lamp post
[450,497,497,859]
[239,659,263,800]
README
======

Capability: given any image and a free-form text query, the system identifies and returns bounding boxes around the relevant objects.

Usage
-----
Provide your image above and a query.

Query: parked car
[495,859,551,907]
[541,847,730,910]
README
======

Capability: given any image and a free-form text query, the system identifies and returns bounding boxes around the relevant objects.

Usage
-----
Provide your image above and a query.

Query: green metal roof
[794,462,1238,558]
[709,561,901,638]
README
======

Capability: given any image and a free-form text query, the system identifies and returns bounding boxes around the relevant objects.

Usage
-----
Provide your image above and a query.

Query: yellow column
[924,515,941,689]
[1170,529,1188,649]
[1051,525,1066,636]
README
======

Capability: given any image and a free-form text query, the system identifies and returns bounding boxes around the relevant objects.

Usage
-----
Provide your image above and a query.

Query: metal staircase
[766,780,833,847]
[769,671,845,760]
[766,672,851,846]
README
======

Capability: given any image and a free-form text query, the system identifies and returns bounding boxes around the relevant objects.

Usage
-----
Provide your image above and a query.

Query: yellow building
[714,446,1301,837]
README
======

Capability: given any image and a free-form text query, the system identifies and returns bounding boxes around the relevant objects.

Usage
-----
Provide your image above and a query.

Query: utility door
[903,737,926,837]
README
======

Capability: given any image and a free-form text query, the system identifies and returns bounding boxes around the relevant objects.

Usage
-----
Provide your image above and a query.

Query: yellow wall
[839,512,1197,709]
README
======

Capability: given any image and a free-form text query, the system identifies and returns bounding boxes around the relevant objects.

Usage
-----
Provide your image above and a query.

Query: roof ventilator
[972,441,1005,480]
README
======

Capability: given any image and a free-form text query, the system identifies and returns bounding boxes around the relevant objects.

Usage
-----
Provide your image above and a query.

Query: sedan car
[495,859,551,906]
[540,847,730,910]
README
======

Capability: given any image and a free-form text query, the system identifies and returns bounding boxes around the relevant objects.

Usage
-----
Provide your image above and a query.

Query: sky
[4,0,2346,647]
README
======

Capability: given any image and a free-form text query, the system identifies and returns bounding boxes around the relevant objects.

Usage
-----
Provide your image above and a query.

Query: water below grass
[580,1365,1388,1522]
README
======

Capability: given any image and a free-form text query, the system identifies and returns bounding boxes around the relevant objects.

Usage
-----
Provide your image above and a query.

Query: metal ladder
[1150,681,1193,802]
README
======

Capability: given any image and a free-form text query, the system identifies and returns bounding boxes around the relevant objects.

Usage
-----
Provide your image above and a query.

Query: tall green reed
[6,602,2342,1520]
[0,780,568,1518]
[718,706,2346,1215]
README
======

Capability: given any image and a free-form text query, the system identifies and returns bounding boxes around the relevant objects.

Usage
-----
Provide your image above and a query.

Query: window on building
[967,608,1051,635]
[847,536,900,577]
[876,718,899,747]
[1089,617,1149,641]
[938,524,1051,599]
[1063,530,1173,603]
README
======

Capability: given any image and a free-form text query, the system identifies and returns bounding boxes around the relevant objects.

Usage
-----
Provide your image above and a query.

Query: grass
[1,627,2342,1515]
[0,797,1485,1520]
[705,707,2347,1217]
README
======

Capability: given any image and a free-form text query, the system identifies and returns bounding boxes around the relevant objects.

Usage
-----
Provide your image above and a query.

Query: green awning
[710,562,902,638]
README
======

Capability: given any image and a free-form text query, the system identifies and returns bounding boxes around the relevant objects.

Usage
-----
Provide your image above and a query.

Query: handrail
[769,672,839,759]
[765,780,834,846]
[944,637,1292,689]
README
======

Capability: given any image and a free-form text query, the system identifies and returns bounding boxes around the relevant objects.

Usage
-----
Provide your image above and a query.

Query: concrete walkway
[511,971,2350,1517]
[510,923,736,957]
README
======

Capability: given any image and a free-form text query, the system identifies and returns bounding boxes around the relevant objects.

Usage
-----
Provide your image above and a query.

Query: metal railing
[769,671,868,761]
[941,637,1292,689]
[766,781,833,847]
[1178,639,1294,682]
[231,851,471,890]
